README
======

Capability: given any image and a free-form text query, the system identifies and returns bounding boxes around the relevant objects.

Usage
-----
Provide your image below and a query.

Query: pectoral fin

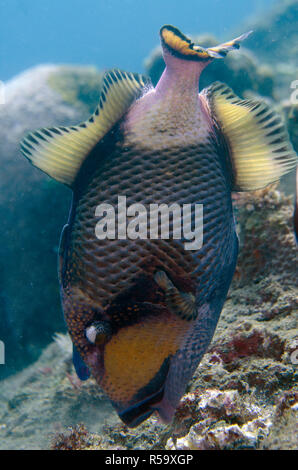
[203,82,298,191]
[72,344,90,381]
[20,69,151,187]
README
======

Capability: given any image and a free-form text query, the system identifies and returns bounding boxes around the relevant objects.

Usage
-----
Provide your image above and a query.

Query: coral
[261,409,298,450]
[260,390,298,450]
[100,418,170,450]
[233,185,297,286]
[282,101,298,153]
[51,423,91,450]
[47,66,102,114]
[273,390,298,418]
[209,323,285,364]
[166,389,272,450]
[168,419,270,450]
[53,332,73,358]
[276,100,298,196]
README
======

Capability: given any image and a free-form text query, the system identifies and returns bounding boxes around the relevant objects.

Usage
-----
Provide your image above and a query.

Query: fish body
[62,62,237,423]
[21,25,297,426]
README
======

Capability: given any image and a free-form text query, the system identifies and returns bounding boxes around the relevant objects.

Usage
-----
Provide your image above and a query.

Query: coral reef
[166,390,272,450]
[47,66,102,114]
[232,186,297,285]
[260,391,298,450]
[51,423,91,450]
[283,101,298,153]
[276,100,297,196]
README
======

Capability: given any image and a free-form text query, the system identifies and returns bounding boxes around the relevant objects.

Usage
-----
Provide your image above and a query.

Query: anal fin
[203,82,298,191]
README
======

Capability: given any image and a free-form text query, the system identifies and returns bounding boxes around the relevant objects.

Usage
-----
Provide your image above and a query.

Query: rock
[0,65,102,379]
[209,324,285,364]
[0,337,114,450]
[261,391,298,450]
[232,186,297,285]
[166,389,272,450]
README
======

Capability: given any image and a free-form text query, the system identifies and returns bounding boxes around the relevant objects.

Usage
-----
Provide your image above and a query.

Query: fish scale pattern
[65,131,233,313]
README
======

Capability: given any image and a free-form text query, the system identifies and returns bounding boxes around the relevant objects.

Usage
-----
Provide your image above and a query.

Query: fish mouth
[118,385,175,427]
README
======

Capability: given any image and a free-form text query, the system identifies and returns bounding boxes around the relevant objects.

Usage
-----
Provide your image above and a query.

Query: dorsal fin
[204,82,298,190]
[20,69,151,187]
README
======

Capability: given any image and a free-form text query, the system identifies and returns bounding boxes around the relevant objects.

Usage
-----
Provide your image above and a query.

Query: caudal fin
[206,31,253,58]
[160,25,252,61]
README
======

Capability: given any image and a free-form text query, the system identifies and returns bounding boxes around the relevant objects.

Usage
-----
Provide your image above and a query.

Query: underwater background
[1,0,276,81]
[0,0,297,450]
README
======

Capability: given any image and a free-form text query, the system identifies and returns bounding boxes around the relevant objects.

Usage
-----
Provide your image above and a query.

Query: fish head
[79,284,192,427]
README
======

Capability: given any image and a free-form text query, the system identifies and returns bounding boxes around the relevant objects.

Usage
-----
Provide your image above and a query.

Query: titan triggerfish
[20,25,298,427]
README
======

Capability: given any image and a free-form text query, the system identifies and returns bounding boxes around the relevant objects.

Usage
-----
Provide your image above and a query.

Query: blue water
[1,0,277,81]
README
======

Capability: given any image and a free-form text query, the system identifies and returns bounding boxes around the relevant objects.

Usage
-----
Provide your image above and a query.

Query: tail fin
[160,25,252,61]
[206,31,253,58]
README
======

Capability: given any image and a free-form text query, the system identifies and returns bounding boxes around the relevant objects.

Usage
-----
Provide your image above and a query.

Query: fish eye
[86,321,111,345]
